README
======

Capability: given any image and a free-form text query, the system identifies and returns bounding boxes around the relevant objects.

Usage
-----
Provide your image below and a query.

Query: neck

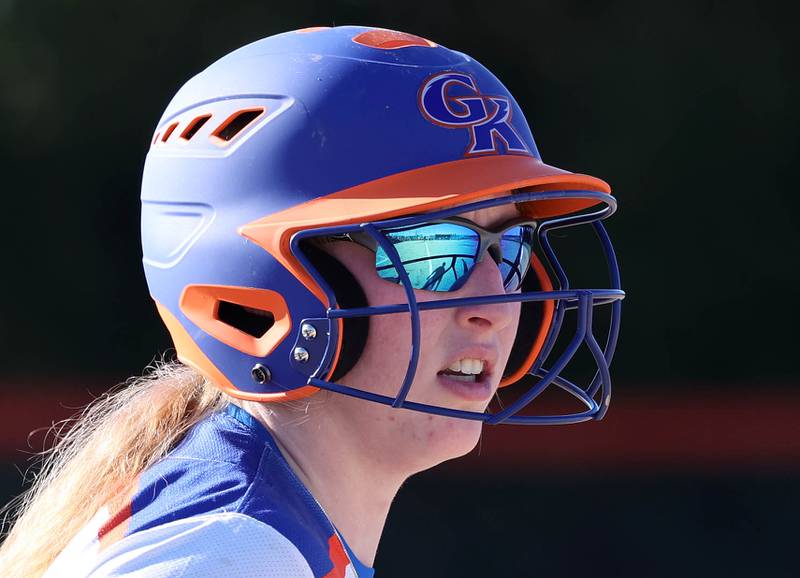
[247,401,407,567]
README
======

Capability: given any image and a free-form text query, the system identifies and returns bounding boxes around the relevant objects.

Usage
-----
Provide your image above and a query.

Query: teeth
[447,358,485,375]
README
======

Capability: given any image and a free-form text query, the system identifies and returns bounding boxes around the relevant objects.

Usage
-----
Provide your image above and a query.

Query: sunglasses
[328,217,537,293]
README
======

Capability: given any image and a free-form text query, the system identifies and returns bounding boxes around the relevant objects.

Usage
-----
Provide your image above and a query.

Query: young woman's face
[320,202,523,474]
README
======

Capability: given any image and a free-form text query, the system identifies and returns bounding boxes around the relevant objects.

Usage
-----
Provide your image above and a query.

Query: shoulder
[67,407,357,576]
[89,512,315,577]
[125,410,270,534]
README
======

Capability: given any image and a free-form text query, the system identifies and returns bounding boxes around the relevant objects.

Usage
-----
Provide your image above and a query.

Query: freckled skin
[318,203,522,475]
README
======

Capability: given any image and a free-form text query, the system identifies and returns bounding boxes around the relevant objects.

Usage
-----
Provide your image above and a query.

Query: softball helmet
[141,26,624,425]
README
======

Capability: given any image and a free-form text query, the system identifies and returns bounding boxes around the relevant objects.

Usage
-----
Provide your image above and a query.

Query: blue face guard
[332,218,536,293]
[290,190,624,425]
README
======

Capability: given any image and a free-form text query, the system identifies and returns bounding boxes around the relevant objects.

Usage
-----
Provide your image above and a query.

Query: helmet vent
[161,122,179,142]
[181,114,212,140]
[217,300,275,338]
[212,108,264,142]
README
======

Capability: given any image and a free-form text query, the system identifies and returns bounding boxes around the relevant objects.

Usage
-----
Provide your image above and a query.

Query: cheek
[347,278,415,394]
[345,293,452,399]
[368,314,411,377]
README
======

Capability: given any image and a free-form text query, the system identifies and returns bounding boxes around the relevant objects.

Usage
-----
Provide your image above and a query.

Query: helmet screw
[293,347,310,363]
[301,323,317,340]
[251,364,271,384]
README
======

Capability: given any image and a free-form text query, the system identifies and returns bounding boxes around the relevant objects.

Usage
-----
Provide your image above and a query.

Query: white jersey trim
[45,512,317,578]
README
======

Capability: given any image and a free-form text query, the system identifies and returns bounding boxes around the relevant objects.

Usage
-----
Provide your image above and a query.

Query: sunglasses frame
[328,216,538,292]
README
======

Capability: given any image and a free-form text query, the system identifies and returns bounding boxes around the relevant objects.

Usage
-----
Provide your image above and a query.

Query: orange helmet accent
[179,285,292,358]
[352,28,437,49]
[155,299,320,402]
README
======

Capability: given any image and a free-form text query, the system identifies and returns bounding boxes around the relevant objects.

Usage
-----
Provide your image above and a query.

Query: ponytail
[0,360,230,577]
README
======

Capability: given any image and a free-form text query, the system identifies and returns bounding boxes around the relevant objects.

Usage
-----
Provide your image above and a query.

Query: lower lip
[436,373,494,402]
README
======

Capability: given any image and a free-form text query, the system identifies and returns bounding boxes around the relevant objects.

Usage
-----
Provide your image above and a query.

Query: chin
[408,412,484,472]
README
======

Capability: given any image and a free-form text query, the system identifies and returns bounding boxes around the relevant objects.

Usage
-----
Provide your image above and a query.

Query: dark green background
[1,1,797,576]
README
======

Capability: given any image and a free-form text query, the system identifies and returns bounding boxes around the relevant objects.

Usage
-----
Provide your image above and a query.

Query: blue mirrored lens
[375,222,535,292]
[498,225,533,291]
[376,223,479,291]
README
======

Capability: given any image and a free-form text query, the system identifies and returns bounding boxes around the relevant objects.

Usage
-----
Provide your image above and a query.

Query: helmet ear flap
[299,241,370,382]
[502,253,557,382]
[503,273,545,379]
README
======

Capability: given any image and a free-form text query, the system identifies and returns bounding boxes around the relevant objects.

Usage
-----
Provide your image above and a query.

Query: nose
[453,257,516,332]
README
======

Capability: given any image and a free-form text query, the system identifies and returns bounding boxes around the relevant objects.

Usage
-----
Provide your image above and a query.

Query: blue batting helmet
[141,26,624,425]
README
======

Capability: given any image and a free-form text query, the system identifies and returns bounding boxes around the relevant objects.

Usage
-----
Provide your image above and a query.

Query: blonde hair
[0,359,231,577]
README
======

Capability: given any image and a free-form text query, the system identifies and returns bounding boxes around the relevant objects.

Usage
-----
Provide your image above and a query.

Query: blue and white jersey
[44,405,374,578]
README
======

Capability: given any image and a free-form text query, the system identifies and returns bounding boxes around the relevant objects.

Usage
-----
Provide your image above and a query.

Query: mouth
[436,355,495,402]
[438,357,487,383]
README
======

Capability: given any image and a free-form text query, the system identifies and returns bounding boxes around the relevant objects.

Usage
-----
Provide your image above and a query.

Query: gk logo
[418,71,530,156]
